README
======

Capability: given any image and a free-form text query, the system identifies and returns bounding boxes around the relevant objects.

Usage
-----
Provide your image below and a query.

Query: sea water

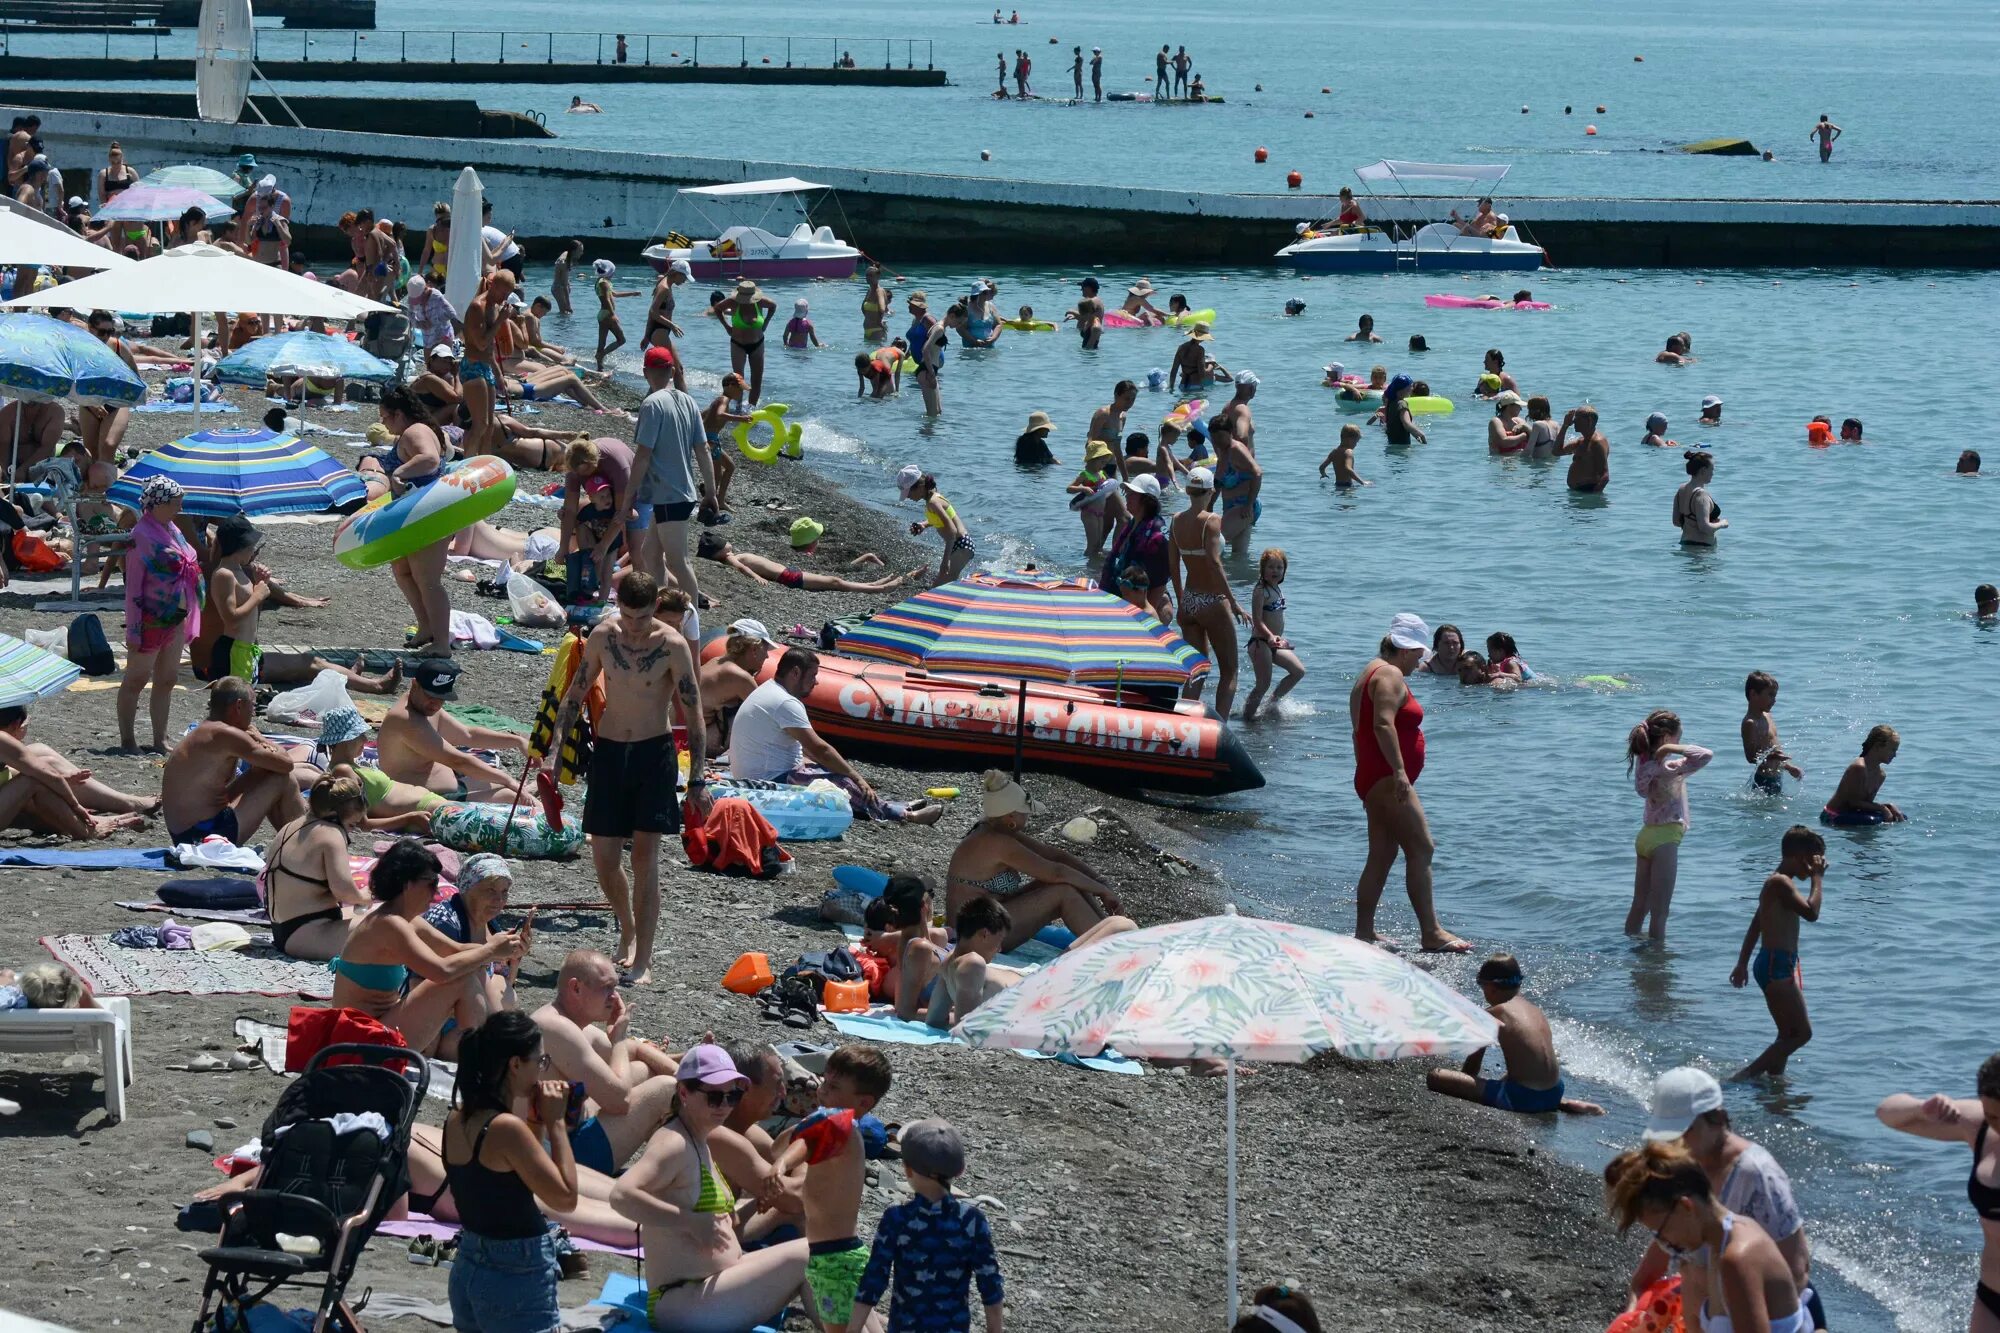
[529,260,1997,1333]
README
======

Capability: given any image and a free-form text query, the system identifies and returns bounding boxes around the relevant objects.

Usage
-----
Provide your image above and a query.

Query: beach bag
[430,800,584,859]
[506,571,564,628]
[9,529,62,573]
[265,669,353,728]
[282,1005,407,1072]
[67,614,116,676]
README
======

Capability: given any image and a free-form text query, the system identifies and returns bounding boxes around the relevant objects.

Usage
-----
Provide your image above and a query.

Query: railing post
[738,36,745,68]
[450,30,456,63]
[401,30,406,60]
[547,31,553,64]
[498,30,505,64]
[784,37,790,68]
[351,29,357,61]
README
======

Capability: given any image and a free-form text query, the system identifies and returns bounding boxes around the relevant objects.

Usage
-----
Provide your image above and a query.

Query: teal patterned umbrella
[955,906,1497,1323]
[141,165,242,196]
[0,633,82,708]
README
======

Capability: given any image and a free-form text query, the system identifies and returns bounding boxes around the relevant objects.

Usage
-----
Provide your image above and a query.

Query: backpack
[67,614,116,676]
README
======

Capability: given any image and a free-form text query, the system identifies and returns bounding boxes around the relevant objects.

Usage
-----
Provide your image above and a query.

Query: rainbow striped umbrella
[837,571,1208,689]
[0,633,83,708]
[106,426,367,518]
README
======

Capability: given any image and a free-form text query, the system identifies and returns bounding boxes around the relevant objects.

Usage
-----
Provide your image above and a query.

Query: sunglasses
[694,1086,745,1108]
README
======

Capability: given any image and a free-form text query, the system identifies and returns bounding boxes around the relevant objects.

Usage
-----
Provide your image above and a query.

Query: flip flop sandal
[187,1053,227,1072]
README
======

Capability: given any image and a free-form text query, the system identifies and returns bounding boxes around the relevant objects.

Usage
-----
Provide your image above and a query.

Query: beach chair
[189,1043,429,1333]
[0,996,132,1123]
[359,312,412,378]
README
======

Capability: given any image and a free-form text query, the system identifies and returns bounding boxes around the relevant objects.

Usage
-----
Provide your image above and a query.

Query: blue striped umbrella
[106,427,367,518]
[0,313,145,405]
[0,633,83,708]
[141,165,243,196]
[214,330,398,387]
[837,571,1209,689]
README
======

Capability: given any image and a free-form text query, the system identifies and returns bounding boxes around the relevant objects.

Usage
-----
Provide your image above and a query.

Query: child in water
[1484,632,1528,682]
[1425,954,1604,1114]
[1741,671,1804,792]
[1839,417,1865,443]
[591,259,640,372]
[1729,824,1826,1080]
[783,299,821,350]
[1627,709,1713,941]
[1317,423,1369,487]
[1525,396,1559,459]
[1977,583,1999,619]
[1455,651,1492,685]
[1821,724,1904,826]
[1243,548,1306,721]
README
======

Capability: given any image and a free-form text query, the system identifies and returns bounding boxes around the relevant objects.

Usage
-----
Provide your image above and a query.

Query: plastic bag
[506,571,564,628]
[265,669,353,728]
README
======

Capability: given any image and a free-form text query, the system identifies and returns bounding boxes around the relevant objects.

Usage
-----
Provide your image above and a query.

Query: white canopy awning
[0,206,134,272]
[681,177,828,198]
[0,243,390,318]
[1354,160,1512,187]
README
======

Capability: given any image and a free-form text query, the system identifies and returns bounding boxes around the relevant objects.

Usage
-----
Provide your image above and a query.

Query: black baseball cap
[413,658,461,699]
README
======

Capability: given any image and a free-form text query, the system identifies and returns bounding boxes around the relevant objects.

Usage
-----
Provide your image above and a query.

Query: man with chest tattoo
[557,573,708,985]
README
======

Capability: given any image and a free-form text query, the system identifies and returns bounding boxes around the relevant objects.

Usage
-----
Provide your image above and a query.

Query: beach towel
[0,846,175,870]
[375,1215,641,1258]
[591,1274,781,1333]
[119,900,272,925]
[824,1007,1145,1076]
[443,702,533,735]
[43,932,333,998]
[358,1292,607,1333]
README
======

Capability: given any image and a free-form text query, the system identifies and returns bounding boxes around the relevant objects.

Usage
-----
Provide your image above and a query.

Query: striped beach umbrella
[141,165,243,196]
[214,330,398,387]
[0,633,83,708]
[106,427,367,518]
[837,572,1208,689]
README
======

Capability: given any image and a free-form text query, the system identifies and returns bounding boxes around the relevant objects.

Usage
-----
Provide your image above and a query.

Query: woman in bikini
[592,259,639,372]
[609,1045,807,1333]
[328,838,527,1057]
[1877,1054,2000,1333]
[417,202,451,283]
[860,262,890,342]
[265,775,371,962]
[95,141,138,206]
[897,466,974,586]
[944,770,1128,951]
[1349,613,1466,953]
[1169,467,1247,718]
[369,388,454,656]
[714,279,777,405]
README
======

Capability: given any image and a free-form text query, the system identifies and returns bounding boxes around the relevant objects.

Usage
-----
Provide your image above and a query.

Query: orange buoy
[1286,170,1303,189]
[1254,146,1269,163]
[1586,124,1598,135]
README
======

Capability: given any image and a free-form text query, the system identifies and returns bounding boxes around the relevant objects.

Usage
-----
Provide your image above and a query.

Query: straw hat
[1024,410,1056,434]
[1128,278,1157,297]
[1185,322,1213,342]
[733,278,762,303]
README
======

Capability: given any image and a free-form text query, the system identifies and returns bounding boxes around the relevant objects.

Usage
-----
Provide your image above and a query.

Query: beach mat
[592,1273,781,1333]
[376,1214,640,1258]
[824,1008,1145,1077]
[44,933,332,998]
[0,846,175,870]
[119,900,272,926]
[232,1017,456,1101]
[348,1293,606,1333]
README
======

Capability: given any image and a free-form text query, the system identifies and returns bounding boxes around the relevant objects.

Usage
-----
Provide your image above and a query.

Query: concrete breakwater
[14,104,2000,269]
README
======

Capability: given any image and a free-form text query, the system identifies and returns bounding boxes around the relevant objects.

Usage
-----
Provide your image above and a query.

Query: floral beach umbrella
[954,906,1497,1323]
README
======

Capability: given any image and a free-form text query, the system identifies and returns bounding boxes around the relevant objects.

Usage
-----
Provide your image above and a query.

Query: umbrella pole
[188,310,201,421]
[6,399,20,496]
[1011,677,1027,785]
[1226,1054,1239,1326]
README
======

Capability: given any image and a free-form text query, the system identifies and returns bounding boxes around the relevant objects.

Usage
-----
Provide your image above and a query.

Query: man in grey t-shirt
[622,344,716,617]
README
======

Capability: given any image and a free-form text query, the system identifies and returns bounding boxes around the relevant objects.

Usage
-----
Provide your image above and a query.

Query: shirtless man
[375,659,524,800]
[1823,724,1904,824]
[1450,197,1500,237]
[1730,826,1826,1080]
[0,704,150,838]
[460,270,511,459]
[0,401,66,479]
[773,1046,892,1333]
[557,573,708,984]
[696,532,917,595]
[1087,379,1137,451]
[1808,114,1842,163]
[925,896,1024,1028]
[643,258,691,391]
[161,678,310,846]
[1426,953,1604,1115]
[1555,405,1610,492]
[1064,276,1105,350]
[531,949,683,1176]
[698,619,775,755]
[1217,369,1257,449]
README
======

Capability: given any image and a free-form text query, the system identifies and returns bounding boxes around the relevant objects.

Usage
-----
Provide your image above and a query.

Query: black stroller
[190,1044,430,1333]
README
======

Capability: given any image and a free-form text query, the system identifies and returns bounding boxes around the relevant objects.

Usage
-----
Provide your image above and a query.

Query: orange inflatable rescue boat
[703,645,1264,797]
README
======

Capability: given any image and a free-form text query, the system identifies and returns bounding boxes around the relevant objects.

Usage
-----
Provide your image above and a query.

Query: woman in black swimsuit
[1877,1053,2000,1331]
[95,141,137,206]
[266,775,369,961]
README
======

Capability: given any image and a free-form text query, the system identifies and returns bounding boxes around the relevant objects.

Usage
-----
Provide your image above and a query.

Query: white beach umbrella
[443,166,485,316]
[954,906,1499,1324]
[0,208,134,272]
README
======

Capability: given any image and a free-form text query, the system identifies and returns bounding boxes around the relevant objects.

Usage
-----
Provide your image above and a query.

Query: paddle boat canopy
[641,177,862,281]
[1276,160,1546,273]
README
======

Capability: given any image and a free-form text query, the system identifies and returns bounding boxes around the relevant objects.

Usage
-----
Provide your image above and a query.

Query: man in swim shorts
[624,346,717,621]
[1822,724,1904,825]
[559,574,707,984]
[161,677,311,846]
[1066,277,1105,350]
[1730,825,1826,1080]
[776,1045,892,1333]
[531,948,682,1173]
[1425,954,1604,1115]
[375,659,524,800]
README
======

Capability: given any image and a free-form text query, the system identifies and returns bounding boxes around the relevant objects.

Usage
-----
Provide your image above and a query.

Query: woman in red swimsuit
[1348,613,1467,953]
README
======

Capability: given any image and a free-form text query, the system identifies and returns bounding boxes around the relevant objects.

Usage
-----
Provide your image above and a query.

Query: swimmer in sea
[1426,954,1604,1115]
[1488,391,1529,455]
[1481,348,1519,395]
[1119,278,1167,326]
[1525,396,1558,459]
[1064,276,1105,349]
[1673,450,1727,546]
[1318,423,1370,486]
[1978,584,2000,619]
[568,95,602,113]
[1822,724,1905,825]
[1729,825,1827,1080]
[1809,114,1841,162]
[1700,394,1725,426]
[1840,417,1865,443]
[1169,324,1218,392]
[1960,450,1982,476]
[1656,334,1694,365]
[1742,671,1804,792]
[1642,412,1675,449]
[1346,313,1382,344]
[1555,405,1610,492]
[1408,334,1429,353]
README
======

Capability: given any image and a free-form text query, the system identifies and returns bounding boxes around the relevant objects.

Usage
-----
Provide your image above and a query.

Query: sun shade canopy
[681,178,828,198]
[1354,160,1512,186]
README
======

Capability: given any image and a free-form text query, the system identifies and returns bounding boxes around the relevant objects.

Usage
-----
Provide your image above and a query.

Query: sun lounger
[0,996,133,1122]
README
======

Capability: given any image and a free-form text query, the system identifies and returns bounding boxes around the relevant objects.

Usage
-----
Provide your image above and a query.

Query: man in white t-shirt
[727,647,940,825]
[1626,1067,1823,1329]
[480,199,523,281]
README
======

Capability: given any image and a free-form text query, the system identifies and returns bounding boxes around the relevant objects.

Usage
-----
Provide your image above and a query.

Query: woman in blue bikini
[328,838,527,1057]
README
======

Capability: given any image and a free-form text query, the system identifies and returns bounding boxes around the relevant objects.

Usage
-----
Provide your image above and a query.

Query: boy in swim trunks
[701,373,752,521]
[1741,671,1804,793]
[1822,724,1904,825]
[925,896,1027,1029]
[1730,825,1826,1079]
[775,1045,892,1333]
[1426,954,1604,1115]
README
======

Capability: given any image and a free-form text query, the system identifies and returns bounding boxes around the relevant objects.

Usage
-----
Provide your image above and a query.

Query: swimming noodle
[334,456,516,570]
[734,402,803,464]
[1424,294,1553,310]
[999,319,1056,332]
[1820,805,1886,827]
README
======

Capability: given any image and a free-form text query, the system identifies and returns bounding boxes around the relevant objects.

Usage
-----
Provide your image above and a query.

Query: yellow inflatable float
[735,403,804,463]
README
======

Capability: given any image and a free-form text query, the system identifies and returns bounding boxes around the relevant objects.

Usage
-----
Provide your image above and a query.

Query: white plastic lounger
[0,997,133,1123]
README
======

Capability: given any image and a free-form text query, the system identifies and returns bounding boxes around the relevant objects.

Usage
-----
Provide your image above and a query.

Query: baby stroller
[190,1043,430,1333]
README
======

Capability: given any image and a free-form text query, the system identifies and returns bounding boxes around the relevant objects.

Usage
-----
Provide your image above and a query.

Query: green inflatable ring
[735,403,802,464]
[333,456,517,571]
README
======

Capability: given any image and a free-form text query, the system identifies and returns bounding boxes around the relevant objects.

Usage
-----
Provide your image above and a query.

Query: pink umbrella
[96,184,234,225]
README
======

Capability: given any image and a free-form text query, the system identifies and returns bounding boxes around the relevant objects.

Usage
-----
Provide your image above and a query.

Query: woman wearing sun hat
[1348,613,1466,953]
[1488,390,1530,455]
[715,279,777,405]
[1014,410,1059,465]
[117,476,201,752]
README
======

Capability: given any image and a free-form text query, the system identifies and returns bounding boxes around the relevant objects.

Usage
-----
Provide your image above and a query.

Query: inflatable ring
[735,403,803,464]
[1163,397,1206,431]
[1163,308,1218,326]
[999,319,1056,332]
[334,456,516,570]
